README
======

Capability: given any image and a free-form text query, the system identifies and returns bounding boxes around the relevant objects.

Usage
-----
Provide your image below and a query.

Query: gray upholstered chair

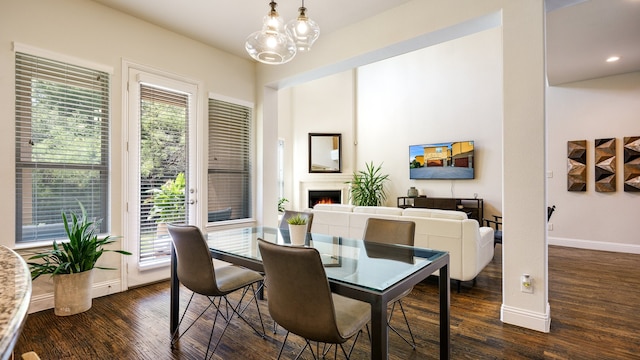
[168,224,266,358]
[257,239,370,359]
[363,217,417,350]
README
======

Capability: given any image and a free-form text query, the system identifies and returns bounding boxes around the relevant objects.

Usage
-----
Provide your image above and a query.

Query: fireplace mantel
[299,176,351,209]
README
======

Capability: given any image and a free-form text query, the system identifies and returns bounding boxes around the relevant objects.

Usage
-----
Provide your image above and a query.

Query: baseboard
[501,302,551,333]
[28,279,125,314]
[548,236,640,254]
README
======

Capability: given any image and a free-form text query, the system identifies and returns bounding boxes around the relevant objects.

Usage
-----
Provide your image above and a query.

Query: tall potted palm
[28,204,131,316]
[346,161,390,206]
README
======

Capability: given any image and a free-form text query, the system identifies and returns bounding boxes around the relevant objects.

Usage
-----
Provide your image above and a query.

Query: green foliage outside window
[17,70,109,236]
[140,98,187,182]
[146,172,186,224]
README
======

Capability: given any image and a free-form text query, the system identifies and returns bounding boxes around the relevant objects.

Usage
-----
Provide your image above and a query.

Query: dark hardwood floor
[14,245,640,359]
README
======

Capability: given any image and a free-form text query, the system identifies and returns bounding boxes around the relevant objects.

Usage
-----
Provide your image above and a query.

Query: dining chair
[168,224,266,358]
[363,217,417,350]
[484,205,555,249]
[274,210,314,331]
[257,239,371,360]
[483,215,502,248]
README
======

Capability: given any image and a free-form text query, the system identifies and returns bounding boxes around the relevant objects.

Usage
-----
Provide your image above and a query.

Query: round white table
[0,246,32,360]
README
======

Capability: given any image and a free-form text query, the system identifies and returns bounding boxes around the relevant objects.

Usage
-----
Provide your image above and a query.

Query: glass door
[125,67,199,287]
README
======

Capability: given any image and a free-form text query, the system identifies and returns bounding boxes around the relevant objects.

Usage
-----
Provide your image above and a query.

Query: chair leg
[398,301,417,349]
[276,331,289,360]
[234,284,267,337]
[204,306,225,360]
[344,326,368,359]
[388,300,416,349]
[293,340,316,360]
[210,285,266,355]
[171,293,222,347]
[280,325,368,360]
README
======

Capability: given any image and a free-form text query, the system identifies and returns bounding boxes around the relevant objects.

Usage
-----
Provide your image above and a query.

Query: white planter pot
[288,224,307,246]
[53,269,94,316]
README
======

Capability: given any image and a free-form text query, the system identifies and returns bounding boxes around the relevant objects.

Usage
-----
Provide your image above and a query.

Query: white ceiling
[546,0,640,85]
[91,0,640,85]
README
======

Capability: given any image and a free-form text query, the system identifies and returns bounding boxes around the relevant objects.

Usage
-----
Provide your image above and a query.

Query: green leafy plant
[146,172,186,223]
[286,214,307,225]
[346,161,390,206]
[278,198,289,213]
[28,203,131,280]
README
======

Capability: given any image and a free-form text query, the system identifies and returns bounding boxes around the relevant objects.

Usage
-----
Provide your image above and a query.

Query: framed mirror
[309,133,341,173]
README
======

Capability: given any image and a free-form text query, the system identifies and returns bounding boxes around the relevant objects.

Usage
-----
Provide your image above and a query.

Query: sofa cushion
[402,207,468,220]
[313,204,355,212]
[353,206,404,216]
[310,209,352,237]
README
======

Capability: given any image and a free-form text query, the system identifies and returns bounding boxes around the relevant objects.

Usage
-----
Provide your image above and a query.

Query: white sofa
[310,204,495,286]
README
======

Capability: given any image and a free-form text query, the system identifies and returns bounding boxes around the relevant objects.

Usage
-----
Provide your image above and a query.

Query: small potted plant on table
[286,214,308,246]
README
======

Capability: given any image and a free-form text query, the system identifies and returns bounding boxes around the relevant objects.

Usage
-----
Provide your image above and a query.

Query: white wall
[547,71,640,252]
[279,70,356,210]
[281,28,503,218]
[357,28,503,213]
[1,0,255,310]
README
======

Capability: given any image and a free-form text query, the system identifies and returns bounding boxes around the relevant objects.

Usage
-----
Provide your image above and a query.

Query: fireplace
[308,190,342,208]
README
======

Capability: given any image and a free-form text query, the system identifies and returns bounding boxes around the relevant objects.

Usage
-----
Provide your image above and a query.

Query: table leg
[170,244,179,335]
[439,263,451,359]
[370,297,388,360]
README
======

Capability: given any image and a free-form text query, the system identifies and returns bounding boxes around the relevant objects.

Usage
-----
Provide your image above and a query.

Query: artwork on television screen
[409,141,475,179]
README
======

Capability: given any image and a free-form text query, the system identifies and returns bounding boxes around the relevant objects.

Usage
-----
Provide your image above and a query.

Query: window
[15,52,110,243]
[207,98,252,222]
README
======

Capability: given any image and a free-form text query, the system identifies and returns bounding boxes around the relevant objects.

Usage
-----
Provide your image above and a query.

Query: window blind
[15,52,110,243]
[139,84,188,263]
[208,98,252,222]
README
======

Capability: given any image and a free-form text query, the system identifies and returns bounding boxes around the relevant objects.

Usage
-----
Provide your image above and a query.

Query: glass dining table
[169,226,450,360]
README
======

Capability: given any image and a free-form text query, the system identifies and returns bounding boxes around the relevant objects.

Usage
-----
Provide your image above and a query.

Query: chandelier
[245,1,320,65]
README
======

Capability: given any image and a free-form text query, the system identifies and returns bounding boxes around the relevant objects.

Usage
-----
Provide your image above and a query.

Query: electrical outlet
[521,274,533,293]
[548,222,553,231]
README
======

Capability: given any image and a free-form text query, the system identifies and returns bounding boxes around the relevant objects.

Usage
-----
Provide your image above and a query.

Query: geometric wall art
[567,140,587,191]
[623,136,640,192]
[594,138,616,192]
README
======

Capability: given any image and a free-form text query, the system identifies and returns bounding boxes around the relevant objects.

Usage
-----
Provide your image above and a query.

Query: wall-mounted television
[409,141,475,179]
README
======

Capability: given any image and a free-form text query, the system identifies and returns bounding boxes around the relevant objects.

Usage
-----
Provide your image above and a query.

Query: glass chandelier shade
[245,1,297,65]
[285,4,320,52]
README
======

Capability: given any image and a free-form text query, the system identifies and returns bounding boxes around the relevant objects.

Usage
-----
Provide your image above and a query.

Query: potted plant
[286,214,308,246]
[346,161,390,206]
[277,197,289,213]
[28,204,131,316]
[146,172,186,236]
